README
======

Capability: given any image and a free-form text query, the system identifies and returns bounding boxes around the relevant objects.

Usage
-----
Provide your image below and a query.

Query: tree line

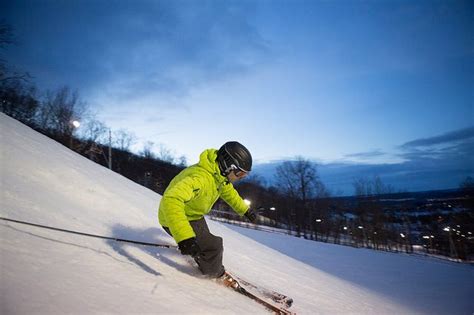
[218,172,473,260]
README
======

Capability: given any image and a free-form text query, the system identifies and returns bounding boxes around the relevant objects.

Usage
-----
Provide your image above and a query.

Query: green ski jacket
[158,149,249,243]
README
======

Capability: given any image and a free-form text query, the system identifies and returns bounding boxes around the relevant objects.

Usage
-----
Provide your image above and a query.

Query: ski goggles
[230,164,248,178]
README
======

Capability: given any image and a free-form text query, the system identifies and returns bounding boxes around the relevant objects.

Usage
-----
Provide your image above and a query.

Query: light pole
[358,225,366,247]
[343,226,349,246]
[423,235,434,254]
[315,219,322,241]
[444,227,458,259]
[69,120,81,149]
[108,128,112,169]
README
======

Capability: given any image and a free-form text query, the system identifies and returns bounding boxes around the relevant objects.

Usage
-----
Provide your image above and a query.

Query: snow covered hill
[1,113,473,314]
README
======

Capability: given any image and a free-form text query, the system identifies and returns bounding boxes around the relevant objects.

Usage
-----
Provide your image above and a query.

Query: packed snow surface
[1,113,473,314]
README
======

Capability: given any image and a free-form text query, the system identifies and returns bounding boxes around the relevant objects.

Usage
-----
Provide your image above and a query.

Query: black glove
[178,237,201,257]
[245,208,258,223]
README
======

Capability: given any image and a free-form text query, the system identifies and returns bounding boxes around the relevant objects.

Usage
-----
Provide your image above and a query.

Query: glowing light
[72,120,81,128]
[243,199,251,206]
[316,219,322,223]
[400,233,406,238]
[269,207,276,211]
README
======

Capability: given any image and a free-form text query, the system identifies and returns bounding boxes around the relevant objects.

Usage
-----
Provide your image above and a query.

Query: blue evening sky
[2,0,473,193]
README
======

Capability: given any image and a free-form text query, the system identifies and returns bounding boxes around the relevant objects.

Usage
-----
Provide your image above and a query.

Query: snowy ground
[1,113,473,314]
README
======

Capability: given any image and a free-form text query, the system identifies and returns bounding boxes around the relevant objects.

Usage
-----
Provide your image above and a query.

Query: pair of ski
[181,252,293,314]
[219,272,294,314]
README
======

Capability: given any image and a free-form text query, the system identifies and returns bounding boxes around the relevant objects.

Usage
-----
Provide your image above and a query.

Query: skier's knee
[215,235,223,251]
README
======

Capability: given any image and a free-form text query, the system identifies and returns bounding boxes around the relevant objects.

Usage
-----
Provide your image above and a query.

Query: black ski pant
[163,217,225,278]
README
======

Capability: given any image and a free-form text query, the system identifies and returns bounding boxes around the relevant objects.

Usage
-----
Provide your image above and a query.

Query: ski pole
[0,216,177,248]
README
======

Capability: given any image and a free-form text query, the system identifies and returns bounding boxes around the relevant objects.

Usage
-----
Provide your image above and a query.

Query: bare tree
[0,79,39,125]
[459,176,474,210]
[275,157,325,237]
[275,157,319,200]
[352,176,399,249]
[353,175,394,197]
[141,141,155,159]
[0,21,30,83]
[157,144,175,163]
[177,155,187,167]
[36,86,88,137]
[373,175,395,195]
[113,128,137,151]
[353,177,372,196]
[81,118,108,144]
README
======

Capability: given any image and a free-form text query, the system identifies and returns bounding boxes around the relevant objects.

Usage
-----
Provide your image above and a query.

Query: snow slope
[1,113,472,314]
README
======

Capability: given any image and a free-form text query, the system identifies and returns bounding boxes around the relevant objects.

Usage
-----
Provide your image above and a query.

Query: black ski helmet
[217,141,252,176]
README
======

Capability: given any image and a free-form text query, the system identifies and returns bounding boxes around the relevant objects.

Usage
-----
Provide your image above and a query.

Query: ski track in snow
[1,113,473,314]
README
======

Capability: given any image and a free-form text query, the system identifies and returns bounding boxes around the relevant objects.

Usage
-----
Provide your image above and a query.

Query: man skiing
[158,141,257,278]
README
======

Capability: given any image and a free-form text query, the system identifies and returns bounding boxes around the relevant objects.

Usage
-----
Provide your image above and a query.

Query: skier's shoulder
[180,164,213,187]
[186,163,211,176]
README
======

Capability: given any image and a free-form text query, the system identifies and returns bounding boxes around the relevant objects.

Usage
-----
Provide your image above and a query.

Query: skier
[158,141,257,278]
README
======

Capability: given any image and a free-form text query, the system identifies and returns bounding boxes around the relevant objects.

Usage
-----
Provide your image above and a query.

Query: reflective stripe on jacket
[158,149,249,243]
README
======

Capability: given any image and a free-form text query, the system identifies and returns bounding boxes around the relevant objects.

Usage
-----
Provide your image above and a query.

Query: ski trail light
[316,219,322,223]
[243,199,251,206]
[270,207,276,211]
[400,233,406,238]
[343,226,348,230]
[443,227,450,232]
[69,120,81,149]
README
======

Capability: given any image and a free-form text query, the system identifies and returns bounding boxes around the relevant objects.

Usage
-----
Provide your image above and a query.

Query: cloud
[4,1,270,105]
[344,150,385,159]
[400,127,474,148]
[254,127,474,195]
[398,127,474,166]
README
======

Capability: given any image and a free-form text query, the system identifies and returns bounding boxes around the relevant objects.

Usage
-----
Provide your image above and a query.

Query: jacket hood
[198,149,226,181]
